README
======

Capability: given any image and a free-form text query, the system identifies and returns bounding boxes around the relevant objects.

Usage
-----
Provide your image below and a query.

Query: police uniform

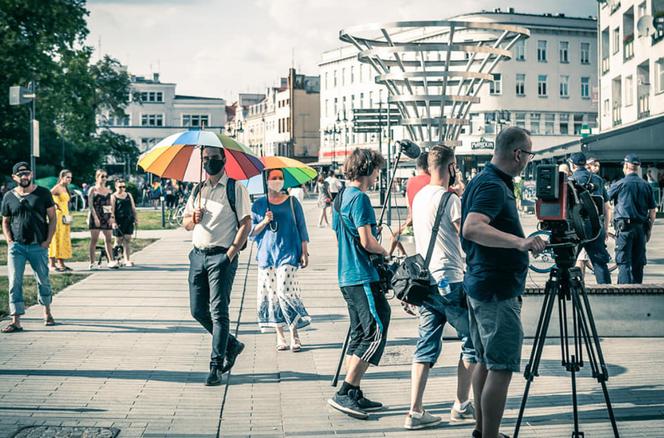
[608,154,657,284]
[569,153,611,284]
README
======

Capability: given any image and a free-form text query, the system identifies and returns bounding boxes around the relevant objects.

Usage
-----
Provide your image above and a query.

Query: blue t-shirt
[608,173,657,223]
[461,163,528,301]
[332,186,379,287]
[251,196,309,269]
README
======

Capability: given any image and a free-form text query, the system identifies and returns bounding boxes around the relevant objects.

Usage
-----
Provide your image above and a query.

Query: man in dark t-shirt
[460,128,546,438]
[1,162,57,333]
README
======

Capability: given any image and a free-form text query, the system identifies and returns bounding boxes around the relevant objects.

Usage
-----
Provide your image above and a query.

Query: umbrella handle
[262,170,270,211]
[198,146,203,209]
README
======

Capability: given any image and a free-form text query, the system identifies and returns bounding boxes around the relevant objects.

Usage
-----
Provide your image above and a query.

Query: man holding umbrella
[183,146,252,386]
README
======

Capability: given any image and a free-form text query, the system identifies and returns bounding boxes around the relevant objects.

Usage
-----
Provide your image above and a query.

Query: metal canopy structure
[340,20,530,149]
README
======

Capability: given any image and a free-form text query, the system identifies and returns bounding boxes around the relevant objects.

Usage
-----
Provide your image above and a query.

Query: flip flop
[44,316,56,326]
[2,324,24,333]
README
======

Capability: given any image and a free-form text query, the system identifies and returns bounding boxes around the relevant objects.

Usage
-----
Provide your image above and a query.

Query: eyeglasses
[515,149,535,160]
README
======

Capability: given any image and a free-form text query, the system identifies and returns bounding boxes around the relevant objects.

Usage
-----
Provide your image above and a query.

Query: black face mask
[204,157,225,176]
[448,163,457,186]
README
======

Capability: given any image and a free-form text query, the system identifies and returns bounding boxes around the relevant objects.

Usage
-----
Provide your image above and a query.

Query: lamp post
[9,82,38,177]
[324,125,341,169]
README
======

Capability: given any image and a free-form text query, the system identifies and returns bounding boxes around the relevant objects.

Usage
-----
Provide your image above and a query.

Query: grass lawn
[70,209,178,232]
[0,273,90,319]
[0,238,157,265]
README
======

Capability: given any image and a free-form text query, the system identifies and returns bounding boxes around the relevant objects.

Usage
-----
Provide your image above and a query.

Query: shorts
[468,295,523,372]
[340,282,391,366]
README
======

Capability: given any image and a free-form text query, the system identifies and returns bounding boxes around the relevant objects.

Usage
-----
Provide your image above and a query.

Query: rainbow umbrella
[242,156,318,195]
[137,130,263,182]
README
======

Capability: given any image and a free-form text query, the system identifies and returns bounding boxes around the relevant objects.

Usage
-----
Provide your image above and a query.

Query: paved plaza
[1,200,663,437]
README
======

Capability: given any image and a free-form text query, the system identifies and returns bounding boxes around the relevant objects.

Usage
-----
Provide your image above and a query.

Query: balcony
[638,94,651,119]
[612,105,622,127]
[602,57,610,74]
[623,35,634,61]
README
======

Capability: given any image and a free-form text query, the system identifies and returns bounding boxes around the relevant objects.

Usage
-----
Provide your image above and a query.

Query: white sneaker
[108,261,120,269]
[404,410,442,430]
[89,263,98,270]
[450,402,476,423]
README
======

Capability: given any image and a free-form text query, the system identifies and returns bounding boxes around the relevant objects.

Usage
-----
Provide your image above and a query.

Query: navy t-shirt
[461,163,528,301]
[571,168,609,202]
[608,173,657,223]
[332,186,379,287]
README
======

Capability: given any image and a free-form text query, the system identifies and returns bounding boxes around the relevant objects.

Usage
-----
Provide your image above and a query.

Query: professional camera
[369,253,400,293]
[534,164,602,244]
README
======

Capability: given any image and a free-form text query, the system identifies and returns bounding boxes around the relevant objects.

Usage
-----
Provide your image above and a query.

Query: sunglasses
[100,175,108,179]
[15,171,31,177]
[118,185,126,189]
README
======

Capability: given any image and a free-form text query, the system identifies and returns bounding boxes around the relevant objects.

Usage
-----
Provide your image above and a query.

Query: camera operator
[404,145,476,430]
[328,148,390,420]
[608,154,657,284]
[568,152,612,284]
[461,127,546,438]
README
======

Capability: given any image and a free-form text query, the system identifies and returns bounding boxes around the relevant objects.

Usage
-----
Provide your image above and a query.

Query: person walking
[183,146,251,386]
[251,170,311,351]
[328,148,390,420]
[48,169,73,272]
[609,153,657,284]
[404,145,477,430]
[316,175,332,227]
[1,162,57,332]
[325,170,342,201]
[288,184,306,205]
[111,178,138,267]
[88,170,118,269]
[461,127,546,438]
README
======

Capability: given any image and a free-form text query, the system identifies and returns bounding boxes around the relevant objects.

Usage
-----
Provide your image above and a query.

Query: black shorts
[340,282,391,366]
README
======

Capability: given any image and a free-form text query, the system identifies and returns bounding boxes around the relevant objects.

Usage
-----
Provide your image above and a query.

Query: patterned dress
[48,190,72,259]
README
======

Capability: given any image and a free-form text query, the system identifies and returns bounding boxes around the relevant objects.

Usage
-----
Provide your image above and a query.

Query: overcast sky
[87,0,597,102]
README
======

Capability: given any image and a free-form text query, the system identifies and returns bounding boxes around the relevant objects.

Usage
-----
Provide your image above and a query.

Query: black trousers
[615,224,647,284]
[188,248,240,368]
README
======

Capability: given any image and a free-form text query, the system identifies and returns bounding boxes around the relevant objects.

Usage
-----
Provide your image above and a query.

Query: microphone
[397,140,421,159]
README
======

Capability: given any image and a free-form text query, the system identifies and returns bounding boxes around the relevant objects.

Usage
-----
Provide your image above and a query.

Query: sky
[86,0,597,102]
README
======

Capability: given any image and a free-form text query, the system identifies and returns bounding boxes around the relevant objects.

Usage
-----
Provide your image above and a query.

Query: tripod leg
[331,326,351,387]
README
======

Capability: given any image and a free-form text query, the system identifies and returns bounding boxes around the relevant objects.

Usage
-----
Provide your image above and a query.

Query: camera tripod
[514,241,619,437]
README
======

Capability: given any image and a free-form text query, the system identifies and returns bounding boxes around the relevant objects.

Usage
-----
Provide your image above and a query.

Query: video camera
[535,164,602,244]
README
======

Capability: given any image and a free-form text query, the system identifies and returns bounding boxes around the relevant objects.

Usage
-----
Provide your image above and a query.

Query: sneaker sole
[449,415,475,423]
[404,417,443,430]
[362,405,383,412]
[327,398,368,420]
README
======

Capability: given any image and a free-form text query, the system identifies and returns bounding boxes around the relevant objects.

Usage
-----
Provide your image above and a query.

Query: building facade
[320,10,599,176]
[101,73,227,153]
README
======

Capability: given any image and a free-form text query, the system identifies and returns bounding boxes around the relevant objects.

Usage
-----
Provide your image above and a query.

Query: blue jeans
[413,282,476,366]
[7,243,53,316]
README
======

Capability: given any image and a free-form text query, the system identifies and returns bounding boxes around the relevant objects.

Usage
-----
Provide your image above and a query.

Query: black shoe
[220,341,245,374]
[354,389,383,411]
[327,389,368,419]
[205,367,222,386]
[472,431,510,438]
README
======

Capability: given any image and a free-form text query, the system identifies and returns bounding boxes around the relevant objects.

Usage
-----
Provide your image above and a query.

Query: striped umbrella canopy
[137,130,263,181]
[242,156,318,195]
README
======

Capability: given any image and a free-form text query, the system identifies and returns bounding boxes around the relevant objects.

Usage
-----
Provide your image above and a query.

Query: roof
[174,94,225,101]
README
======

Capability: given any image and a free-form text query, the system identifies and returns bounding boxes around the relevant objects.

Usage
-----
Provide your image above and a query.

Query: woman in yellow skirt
[48,169,73,271]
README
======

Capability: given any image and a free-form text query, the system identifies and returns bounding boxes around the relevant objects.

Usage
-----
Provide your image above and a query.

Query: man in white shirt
[184,146,252,386]
[325,171,342,201]
[404,145,477,430]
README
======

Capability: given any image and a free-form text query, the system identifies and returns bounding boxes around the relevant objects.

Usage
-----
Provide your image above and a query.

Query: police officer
[568,152,612,284]
[609,153,657,284]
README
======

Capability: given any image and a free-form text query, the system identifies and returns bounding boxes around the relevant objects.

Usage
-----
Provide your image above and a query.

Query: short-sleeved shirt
[184,173,251,249]
[461,163,528,301]
[332,186,379,287]
[406,173,431,210]
[608,173,657,223]
[571,168,609,203]
[252,196,309,269]
[325,176,342,194]
[412,185,464,284]
[1,186,54,244]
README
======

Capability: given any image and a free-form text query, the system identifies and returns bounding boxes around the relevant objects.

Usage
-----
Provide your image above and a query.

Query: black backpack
[192,178,246,250]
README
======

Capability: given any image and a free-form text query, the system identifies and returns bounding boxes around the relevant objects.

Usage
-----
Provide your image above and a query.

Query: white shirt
[412,185,464,284]
[289,187,305,205]
[184,174,251,249]
[325,176,342,193]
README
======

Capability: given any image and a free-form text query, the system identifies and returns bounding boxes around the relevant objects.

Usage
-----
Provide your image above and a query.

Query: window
[545,114,555,135]
[537,40,547,62]
[369,91,373,107]
[325,99,329,118]
[360,92,364,108]
[560,41,569,63]
[515,112,526,128]
[581,42,591,64]
[139,91,164,103]
[141,114,163,126]
[613,27,620,54]
[559,113,570,135]
[530,113,541,134]
[658,59,664,94]
[581,77,590,99]
[350,66,355,83]
[638,1,646,18]
[333,70,337,87]
[333,97,338,114]
[484,112,496,134]
[342,96,347,113]
[341,68,346,86]
[625,75,633,106]
[515,39,526,61]
[573,114,584,134]
[182,114,209,127]
[603,99,610,114]
[516,73,526,96]
[560,75,569,97]
[359,65,363,82]
[111,115,130,126]
[324,72,328,90]
[538,74,548,97]
[489,73,502,95]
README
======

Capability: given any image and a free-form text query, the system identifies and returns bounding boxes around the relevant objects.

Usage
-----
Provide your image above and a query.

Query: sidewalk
[0,201,663,437]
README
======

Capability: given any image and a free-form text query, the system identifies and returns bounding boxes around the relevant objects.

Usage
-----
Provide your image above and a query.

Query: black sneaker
[205,367,222,386]
[354,389,383,411]
[327,389,368,419]
[220,341,245,374]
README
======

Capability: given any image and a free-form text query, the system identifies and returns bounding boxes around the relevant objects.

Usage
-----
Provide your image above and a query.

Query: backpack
[192,178,246,250]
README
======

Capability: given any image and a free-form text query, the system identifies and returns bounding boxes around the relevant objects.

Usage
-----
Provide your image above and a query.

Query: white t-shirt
[325,176,342,193]
[289,187,305,205]
[412,185,464,284]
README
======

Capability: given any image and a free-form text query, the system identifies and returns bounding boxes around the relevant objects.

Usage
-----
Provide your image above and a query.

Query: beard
[19,179,31,187]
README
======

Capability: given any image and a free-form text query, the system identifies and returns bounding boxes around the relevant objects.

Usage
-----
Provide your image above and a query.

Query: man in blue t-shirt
[328,148,390,420]
[461,127,546,438]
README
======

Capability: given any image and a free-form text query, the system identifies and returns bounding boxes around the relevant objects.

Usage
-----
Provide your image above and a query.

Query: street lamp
[9,82,38,177]
[324,125,341,169]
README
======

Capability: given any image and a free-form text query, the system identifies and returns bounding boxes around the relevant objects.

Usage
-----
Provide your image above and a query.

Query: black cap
[12,162,30,175]
[569,152,586,166]
[624,153,641,165]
